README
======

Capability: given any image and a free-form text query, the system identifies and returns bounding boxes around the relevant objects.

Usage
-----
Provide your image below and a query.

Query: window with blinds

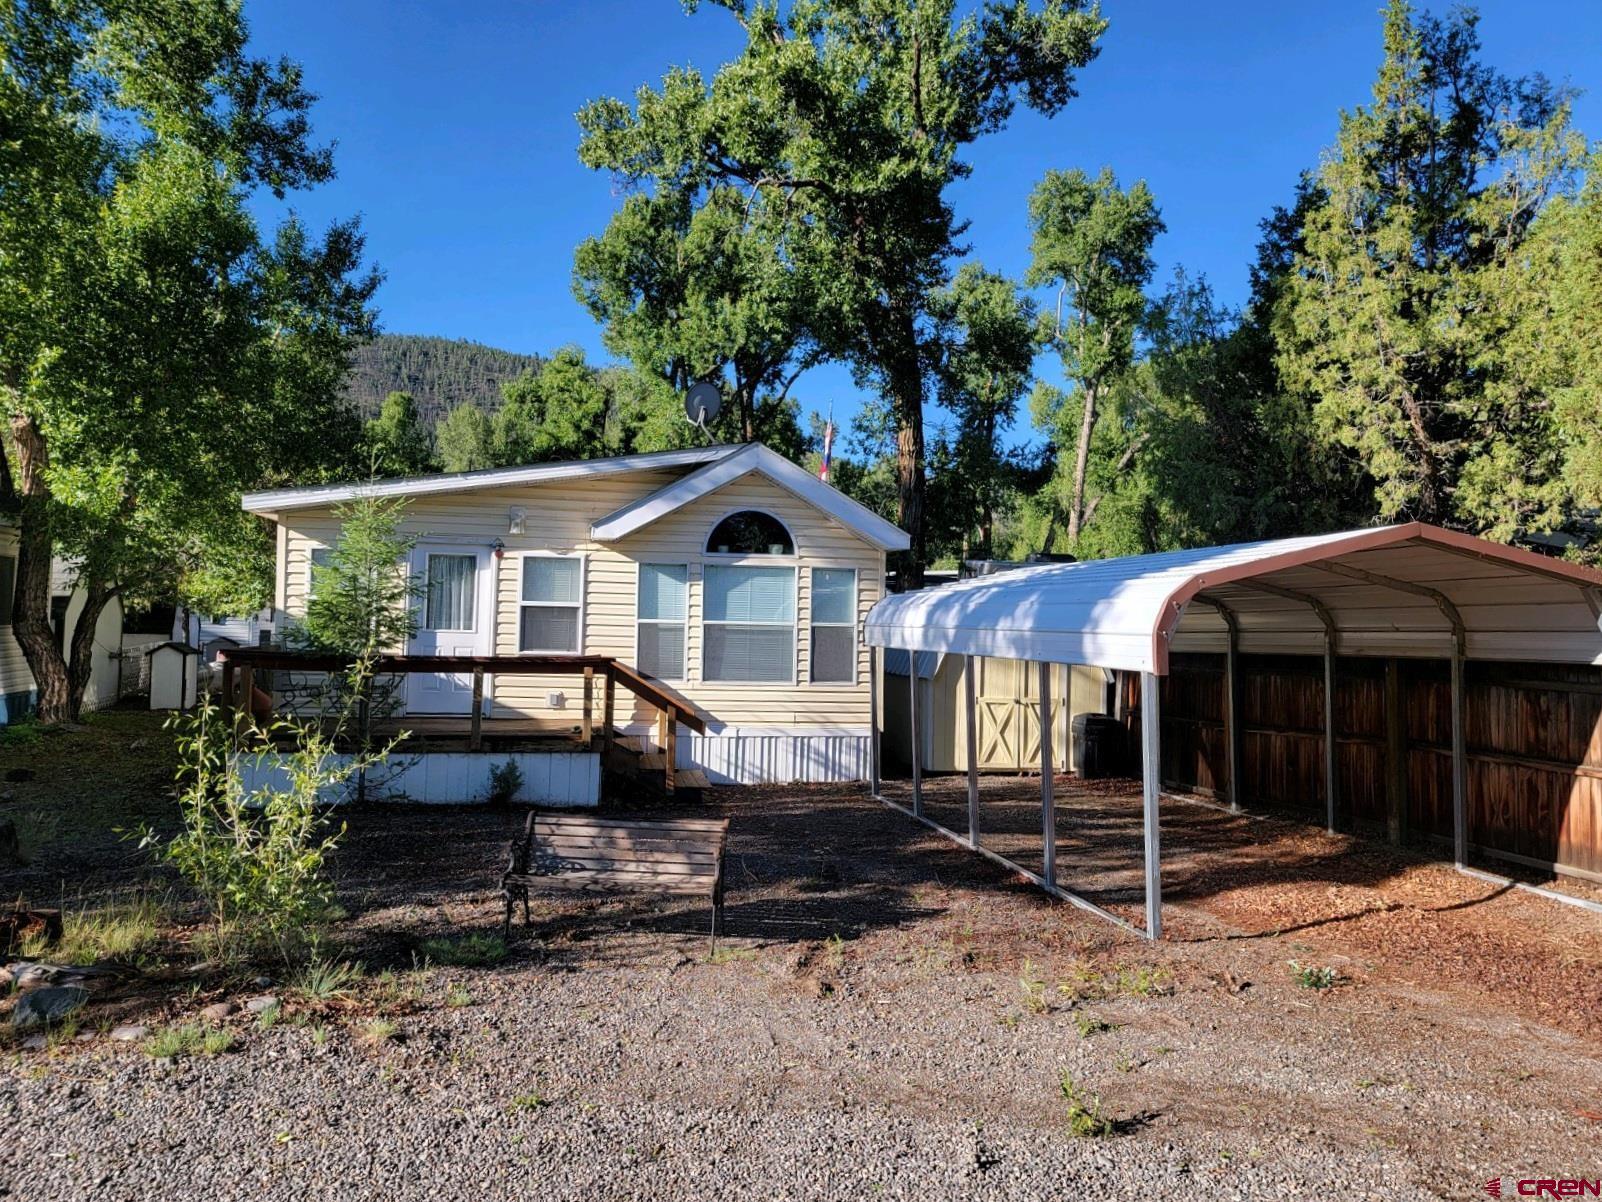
[519,556,582,653]
[636,563,687,680]
[702,564,795,683]
[809,567,857,683]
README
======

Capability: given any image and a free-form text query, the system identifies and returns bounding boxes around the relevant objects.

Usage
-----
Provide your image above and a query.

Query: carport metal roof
[863,524,1602,942]
[864,523,1602,674]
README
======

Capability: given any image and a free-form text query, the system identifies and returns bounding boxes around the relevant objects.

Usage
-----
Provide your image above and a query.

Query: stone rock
[244,994,279,1014]
[109,1024,149,1042]
[251,976,274,989]
[9,961,118,992]
[200,1001,235,1022]
[11,985,89,1029]
[20,1034,47,1051]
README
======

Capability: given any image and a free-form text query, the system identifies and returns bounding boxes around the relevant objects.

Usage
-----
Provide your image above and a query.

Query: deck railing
[214,648,706,790]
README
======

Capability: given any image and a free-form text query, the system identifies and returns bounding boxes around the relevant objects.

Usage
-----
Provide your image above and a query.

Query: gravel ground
[4,764,1601,1200]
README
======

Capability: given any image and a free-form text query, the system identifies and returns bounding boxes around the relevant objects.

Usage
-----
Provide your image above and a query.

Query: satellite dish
[685,381,722,429]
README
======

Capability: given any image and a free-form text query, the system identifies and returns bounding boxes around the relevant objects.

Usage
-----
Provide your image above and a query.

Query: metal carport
[863,523,1602,938]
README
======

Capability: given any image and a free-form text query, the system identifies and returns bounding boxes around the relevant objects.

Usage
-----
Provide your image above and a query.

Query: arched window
[706,511,794,556]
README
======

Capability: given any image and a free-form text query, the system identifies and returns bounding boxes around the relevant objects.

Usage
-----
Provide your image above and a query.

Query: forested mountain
[342,334,543,424]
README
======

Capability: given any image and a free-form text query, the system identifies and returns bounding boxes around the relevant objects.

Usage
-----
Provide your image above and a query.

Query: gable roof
[240,445,742,515]
[588,442,910,552]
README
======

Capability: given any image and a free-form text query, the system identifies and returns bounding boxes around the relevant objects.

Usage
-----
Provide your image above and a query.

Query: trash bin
[1071,713,1126,779]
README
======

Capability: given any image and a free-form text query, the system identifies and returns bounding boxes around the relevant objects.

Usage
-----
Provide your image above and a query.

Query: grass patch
[357,1018,399,1045]
[16,893,167,966]
[1288,960,1339,990]
[292,957,364,1002]
[1018,959,1049,1015]
[1060,1073,1112,1138]
[508,1091,549,1114]
[144,1026,235,1059]
[255,1002,282,1030]
[416,933,508,968]
[444,983,472,1008]
[707,946,757,965]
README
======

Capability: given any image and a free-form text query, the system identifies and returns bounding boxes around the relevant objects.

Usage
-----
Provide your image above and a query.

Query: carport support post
[1323,633,1338,836]
[964,655,979,847]
[1140,671,1163,941]
[1224,625,1241,812]
[1451,640,1467,869]
[868,646,882,798]
[909,654,923,817]
[1038,661,1056,885]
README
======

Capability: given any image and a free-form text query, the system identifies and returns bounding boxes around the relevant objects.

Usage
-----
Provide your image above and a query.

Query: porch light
[507,506,527,536]
[491,538,505,559]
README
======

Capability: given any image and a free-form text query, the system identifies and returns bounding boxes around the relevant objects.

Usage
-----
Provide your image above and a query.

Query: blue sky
[247,0,1602,444]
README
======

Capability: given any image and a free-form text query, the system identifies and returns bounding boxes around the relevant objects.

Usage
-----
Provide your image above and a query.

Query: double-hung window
[809,567,857,683]
[703,564,795,683]
[636,563,687,680]
[307,547,333,601]
[519,556,582,653]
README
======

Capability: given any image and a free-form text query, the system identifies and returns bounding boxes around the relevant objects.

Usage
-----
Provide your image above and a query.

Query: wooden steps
[602,733,713,802]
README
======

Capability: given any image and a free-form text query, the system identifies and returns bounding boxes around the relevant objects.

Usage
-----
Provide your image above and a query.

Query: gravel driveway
[3,779,1600,1200]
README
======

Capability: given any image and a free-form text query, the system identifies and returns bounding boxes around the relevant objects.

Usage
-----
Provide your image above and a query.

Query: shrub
[485,759,523,806]
[143,681,397,965]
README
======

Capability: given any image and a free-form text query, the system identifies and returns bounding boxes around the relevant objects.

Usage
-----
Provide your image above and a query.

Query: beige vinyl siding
[276,468,884,732]
[0,524,34,708]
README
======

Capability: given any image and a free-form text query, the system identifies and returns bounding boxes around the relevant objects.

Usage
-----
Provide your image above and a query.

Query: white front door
[407,547,492,715]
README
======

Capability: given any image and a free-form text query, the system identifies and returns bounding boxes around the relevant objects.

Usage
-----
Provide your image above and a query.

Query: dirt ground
[3,711,1602,1199]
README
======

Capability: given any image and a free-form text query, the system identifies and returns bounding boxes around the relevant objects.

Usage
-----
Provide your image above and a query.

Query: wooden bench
[501,811,730,948]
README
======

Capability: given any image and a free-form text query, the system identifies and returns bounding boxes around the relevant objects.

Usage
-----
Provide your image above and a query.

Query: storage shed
[883,650,1109,774]
[864,523,1602,939]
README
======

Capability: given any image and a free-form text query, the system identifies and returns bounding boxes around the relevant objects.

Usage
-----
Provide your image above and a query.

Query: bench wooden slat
[536,832,721,853]
[516,874,711,897]
[532,842,720,867]
[533,813,729,835]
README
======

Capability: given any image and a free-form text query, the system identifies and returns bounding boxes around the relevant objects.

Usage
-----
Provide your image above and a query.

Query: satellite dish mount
[684,381,722,437]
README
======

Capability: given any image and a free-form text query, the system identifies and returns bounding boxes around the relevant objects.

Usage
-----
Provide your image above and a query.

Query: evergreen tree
[435,404,494,473]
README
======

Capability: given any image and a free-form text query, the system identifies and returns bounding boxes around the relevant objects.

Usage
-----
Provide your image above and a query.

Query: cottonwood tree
[0,1,377,722]
[365,392,437,477]
[1026,167,1163,550]
[1278,0,1585,529]
[927,265,1037,561]
[435,404,494,473]
[577,0,1106,582]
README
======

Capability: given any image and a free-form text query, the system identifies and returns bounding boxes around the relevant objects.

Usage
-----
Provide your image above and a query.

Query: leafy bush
[485,758,524,806]
[144,693,392,965]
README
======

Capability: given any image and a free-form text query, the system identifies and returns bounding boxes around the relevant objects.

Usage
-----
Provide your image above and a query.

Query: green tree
[577,0,1107,582]
[1026,167,1164,550]
[300,496,419,656]
[1277,0,1585,530]
[927,264,1037,560]
[492,347,610,463]
[435,404,494,473]
[365,391,436,477]
[0,0,377,722]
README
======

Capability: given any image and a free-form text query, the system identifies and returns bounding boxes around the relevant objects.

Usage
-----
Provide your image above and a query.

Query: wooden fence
[1138,653,1602,882]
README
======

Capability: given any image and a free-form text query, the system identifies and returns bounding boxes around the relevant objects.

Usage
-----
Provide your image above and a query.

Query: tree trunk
[1399,389,1446,524]
[65,580,116,723]
[1066,381,1100,545]
[7,413,71,723]
[887,313,925,588]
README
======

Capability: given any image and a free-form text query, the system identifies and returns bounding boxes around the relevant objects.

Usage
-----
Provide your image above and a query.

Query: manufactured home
[240,443,909,786]
[0,520,156,724]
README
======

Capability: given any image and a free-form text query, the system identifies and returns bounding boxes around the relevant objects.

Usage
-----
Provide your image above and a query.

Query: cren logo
[1486,1182,1503,1199]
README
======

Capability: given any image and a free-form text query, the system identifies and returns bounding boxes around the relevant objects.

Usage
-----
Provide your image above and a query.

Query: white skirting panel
[239,750,600,807]
[673,727,871,786]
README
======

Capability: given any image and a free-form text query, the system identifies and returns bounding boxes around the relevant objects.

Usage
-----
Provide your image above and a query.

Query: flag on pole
[819,406,834,483]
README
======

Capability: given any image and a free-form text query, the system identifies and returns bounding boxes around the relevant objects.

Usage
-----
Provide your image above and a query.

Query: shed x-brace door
[975,657,1061,772]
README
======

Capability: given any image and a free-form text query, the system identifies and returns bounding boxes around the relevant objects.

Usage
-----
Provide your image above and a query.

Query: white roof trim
[865,523,1602,674]
[589,443,910,552]
[240,445,742,514]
